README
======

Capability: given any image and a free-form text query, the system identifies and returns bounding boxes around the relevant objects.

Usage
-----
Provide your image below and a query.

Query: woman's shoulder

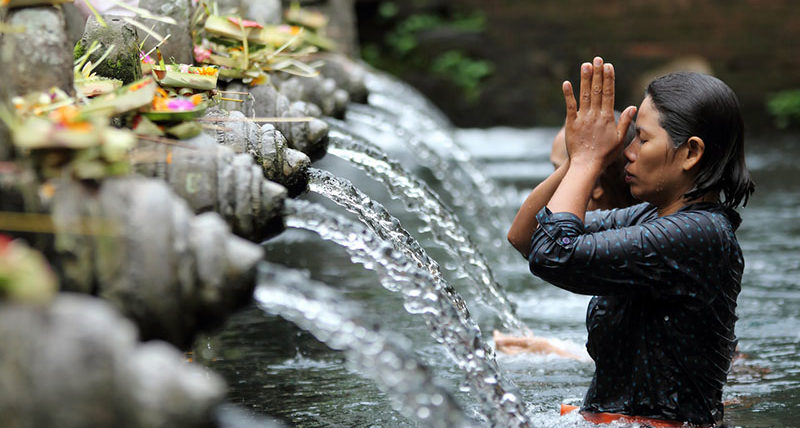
[656,202,741,243]
[673,202,739,228]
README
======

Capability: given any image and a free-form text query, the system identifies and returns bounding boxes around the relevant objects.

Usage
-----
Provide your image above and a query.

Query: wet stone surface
[273,74,349,118]
[134,133,287,240]
[316,53,369,103]
[48,177,263,348]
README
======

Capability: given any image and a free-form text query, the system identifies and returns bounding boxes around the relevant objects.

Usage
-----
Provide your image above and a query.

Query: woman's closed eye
[634,125,649,144]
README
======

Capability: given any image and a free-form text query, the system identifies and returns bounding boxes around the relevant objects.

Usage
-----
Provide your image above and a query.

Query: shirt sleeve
[529,206,735,302]
[583,203,653,233]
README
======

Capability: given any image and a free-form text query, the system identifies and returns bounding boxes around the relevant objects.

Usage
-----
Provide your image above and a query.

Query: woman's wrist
[567,155,605,176]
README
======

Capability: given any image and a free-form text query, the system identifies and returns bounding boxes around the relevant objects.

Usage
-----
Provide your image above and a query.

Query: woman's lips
[624,172,634,183]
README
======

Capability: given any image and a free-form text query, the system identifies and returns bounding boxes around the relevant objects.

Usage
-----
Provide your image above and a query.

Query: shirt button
[561,237,571,245]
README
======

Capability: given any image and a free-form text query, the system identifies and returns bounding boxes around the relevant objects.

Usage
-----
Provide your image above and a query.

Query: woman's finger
[617,105,637,144]
[590,56,604,110]
[601,63,615,116]
[578,62,592,111]
[563,80,577,123]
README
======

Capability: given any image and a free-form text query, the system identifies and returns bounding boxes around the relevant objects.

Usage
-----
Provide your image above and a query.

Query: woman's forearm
[512,57,633,258]
[547,158,604,223]
[507,161,570,257]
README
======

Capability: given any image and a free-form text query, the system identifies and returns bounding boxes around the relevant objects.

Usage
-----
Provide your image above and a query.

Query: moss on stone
[73,42,86,61]
[85,49,141,84]
[77,16,143,84]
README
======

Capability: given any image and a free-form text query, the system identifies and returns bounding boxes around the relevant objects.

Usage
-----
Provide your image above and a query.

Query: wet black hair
[646,72,755,210]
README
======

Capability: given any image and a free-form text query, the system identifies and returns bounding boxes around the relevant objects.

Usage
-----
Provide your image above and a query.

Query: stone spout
[47,176,264,347]
[315,52,369,104]
[133,133,288,240]
[272,74,350,118]
[220,82,329,160]
[0,294,226,428]
[201,108,311,196]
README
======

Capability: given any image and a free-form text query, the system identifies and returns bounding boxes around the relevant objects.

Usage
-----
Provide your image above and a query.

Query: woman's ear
[683,136,705,171]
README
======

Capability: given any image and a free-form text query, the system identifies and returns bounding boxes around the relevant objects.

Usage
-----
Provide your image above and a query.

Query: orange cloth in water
[560,404,686,427]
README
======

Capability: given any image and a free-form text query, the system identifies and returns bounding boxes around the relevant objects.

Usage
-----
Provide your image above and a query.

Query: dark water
[196,127,800,427]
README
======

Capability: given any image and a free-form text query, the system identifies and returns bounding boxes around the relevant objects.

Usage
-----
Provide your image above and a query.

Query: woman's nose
[624,139,638,162]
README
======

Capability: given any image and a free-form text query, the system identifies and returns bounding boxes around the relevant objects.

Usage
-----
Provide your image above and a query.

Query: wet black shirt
[529,202,743,425]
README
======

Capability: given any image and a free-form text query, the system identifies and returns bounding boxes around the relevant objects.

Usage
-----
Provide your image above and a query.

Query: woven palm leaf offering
[186,3,333,158]
[135,86,212,139]
[79,76,158,117]
[135,54,219,138]
[128,41,223,138]
[6,88,136,180]
[142,87,209,121]
[0,234,58,304]
[152,63,219,91]
[283,2,328,33]
[192,1,336,86]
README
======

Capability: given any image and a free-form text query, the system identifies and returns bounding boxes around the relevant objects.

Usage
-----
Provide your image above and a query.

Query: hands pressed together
[506,56,636,256]
[561,57,636,170]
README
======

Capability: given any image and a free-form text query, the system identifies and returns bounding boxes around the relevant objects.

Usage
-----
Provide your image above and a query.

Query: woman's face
[623,96,689,208]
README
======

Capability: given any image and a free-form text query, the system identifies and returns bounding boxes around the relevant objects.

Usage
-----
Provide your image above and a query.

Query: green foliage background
[767,90,800,129]
[360,1,494,103]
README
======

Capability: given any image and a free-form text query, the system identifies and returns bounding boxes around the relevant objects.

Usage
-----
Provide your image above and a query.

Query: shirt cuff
[534,206,586,249]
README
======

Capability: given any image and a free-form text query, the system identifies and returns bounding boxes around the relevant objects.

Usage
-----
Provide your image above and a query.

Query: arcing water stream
[326,130,528,334]
[329,107,508,251]
[307,168,466,314]
[281,198,529,427]
[254,262,474,427]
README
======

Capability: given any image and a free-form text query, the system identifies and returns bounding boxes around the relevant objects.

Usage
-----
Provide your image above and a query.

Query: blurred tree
[358,1,495,105]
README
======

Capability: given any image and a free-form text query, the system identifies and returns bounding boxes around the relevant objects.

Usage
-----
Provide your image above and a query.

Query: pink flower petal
[193,45,211,62]
[167,99,197,111]
[228,16,263,29]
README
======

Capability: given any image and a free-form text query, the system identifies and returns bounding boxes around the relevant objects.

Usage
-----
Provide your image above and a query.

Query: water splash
[308,167,466,314]
[254,262,475,428]
[362,72,510,223]
[282,199,531,427]
[336,104,509,250]
[325,130,530,335]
